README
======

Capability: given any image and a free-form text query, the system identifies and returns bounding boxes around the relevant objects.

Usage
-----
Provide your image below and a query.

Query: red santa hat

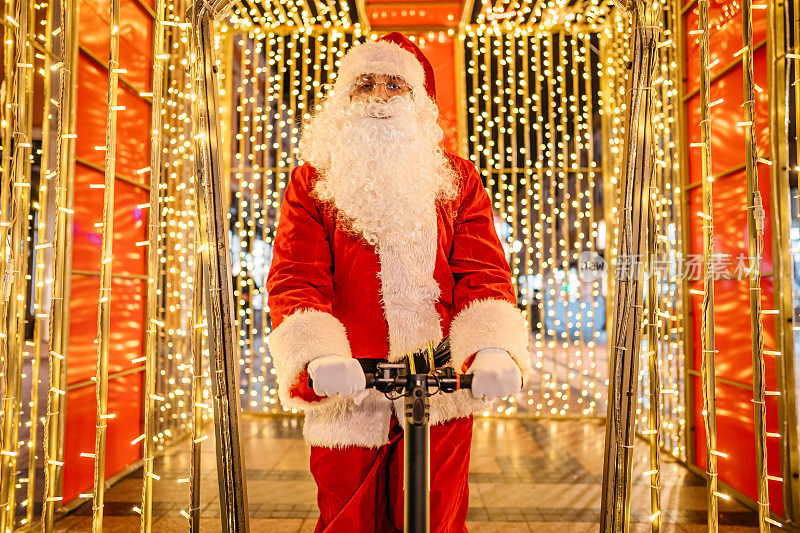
[334,32,437,101]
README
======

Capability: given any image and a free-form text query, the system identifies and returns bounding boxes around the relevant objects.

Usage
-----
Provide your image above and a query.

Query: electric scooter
[310,337,472,533]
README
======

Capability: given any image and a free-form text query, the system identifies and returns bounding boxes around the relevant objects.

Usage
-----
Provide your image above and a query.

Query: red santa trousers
[309,415,473,533]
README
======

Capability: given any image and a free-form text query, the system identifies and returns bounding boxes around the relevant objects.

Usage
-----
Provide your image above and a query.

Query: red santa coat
[266,151,531,448]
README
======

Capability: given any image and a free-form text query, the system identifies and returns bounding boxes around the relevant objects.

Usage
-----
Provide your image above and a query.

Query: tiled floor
[54,415,762,532]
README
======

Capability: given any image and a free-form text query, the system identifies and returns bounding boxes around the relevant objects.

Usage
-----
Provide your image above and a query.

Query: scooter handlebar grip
[459,374,472,390]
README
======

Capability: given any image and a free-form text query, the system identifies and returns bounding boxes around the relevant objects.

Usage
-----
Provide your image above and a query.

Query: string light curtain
[221,20,364,414]
[462,24,608,418]
[147,4,212,451]
[0,0,76,528]
[217,0,690,430]
[1,0,796,530]
[459,0,685,429]
[221,13,616,418]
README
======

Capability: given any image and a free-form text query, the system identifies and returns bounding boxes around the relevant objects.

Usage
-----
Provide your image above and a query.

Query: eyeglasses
[352,74,410,97]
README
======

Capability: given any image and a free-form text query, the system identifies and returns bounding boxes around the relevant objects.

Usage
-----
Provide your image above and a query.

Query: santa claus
[266,32,532,532]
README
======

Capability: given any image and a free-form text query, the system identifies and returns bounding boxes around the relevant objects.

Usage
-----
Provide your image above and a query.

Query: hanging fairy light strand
[0,0,36,526]
[461,18,612,417]
[90,0,122,529]
[138,0,168,527]
[635,0,686,462]
[42,0,79,527]
[697,0,723,527]
[25,0,57,527]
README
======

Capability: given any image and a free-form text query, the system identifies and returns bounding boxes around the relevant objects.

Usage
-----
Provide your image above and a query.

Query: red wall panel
[417,35,459,153]
[682,0,767,95]
[688,279,777,387]
[62,0,153,506]
[78,0,154,92]
[685,48,770,182]
[72,164,148,275]
[682,0,784,515]
[66,275,146,386]
[75,58,151,186]
[693,377,783,512]
[62,373,144,503]
[686,168,774,273]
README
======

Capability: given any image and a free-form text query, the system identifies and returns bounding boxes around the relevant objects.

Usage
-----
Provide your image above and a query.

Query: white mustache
[352,96,414,119]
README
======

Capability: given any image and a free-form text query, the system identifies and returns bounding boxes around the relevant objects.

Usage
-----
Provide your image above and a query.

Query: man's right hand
[307,355,367,397]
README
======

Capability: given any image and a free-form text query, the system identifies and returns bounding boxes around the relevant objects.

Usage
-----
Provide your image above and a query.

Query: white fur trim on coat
[267,308,352,410]
[377,207,443,362]
[334,40,425,96]
[303,390,393,448]
[448,298,533,381]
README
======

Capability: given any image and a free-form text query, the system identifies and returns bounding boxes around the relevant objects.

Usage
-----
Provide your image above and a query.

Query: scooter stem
[404,373,430,533]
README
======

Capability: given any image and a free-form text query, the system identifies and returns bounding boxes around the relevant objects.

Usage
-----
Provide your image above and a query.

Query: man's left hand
[468,348,523,400]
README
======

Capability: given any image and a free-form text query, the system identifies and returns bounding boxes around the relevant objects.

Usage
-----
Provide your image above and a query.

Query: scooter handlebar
[308,360,472,394]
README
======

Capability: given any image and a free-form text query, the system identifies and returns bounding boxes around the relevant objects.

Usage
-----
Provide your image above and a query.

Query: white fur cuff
[448,298,533,381]
[267,308,352,410]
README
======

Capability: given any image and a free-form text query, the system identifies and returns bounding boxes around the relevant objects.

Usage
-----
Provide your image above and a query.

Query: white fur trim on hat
[334,40,425,96]
[267,308,352,410]
[448,298,533,381]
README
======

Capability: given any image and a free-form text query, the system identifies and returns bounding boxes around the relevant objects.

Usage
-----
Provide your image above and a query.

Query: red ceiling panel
[367,2,461,27]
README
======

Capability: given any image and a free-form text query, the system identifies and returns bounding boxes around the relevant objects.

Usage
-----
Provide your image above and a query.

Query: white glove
[307,355,366,398]
[468,348,523,400]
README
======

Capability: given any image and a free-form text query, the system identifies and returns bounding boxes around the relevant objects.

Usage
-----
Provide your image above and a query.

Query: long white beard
[299,92,458,361]
[300,94,457,247]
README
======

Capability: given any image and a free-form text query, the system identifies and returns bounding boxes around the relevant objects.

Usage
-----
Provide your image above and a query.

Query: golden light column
[42,0,79,527]
[90,0,122,528]
[600,0,660,529]
[0,2,15,333]
[25,0,56,525]
[139,0,168,527]
[188,1,251,529]
[0,0,35,527]
[740,0,773,527]
[764,0,799,519]
[697,0,721,527]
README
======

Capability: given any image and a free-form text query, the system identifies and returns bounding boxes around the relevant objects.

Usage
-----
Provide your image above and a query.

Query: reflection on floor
[54,416,759,532]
